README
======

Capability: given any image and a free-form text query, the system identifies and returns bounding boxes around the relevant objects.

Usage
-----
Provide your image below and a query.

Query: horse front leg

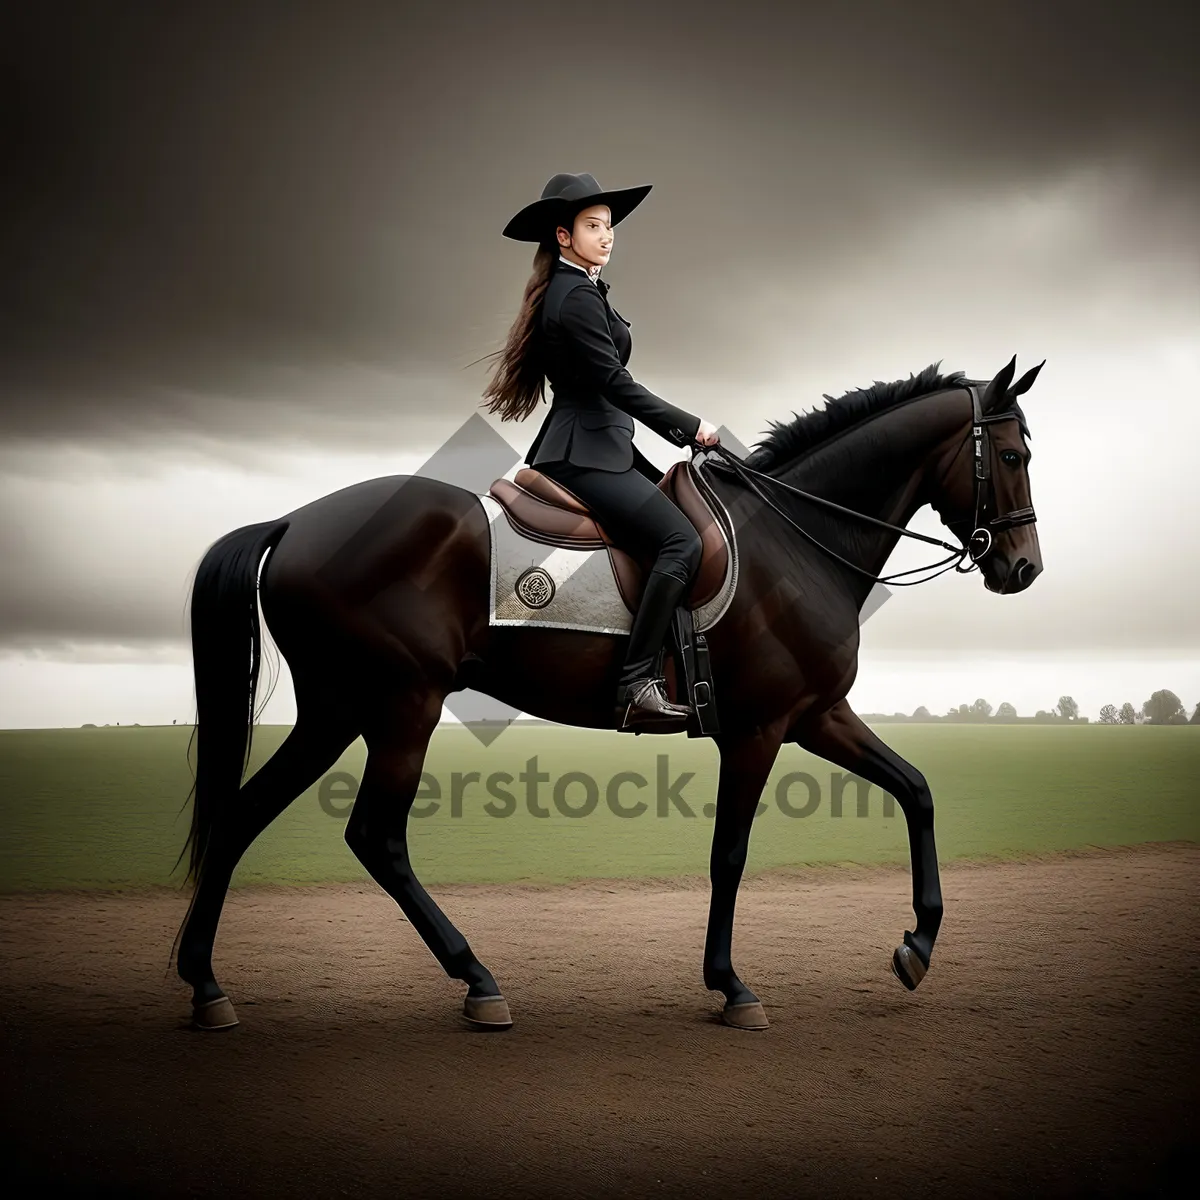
[703,719,787,1030]
[793,698,943,989]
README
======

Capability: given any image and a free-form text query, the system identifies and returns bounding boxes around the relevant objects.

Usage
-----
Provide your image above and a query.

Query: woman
[483,172,721,733]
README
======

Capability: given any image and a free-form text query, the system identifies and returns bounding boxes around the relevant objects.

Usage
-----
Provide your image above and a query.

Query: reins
[696,385,1035,588]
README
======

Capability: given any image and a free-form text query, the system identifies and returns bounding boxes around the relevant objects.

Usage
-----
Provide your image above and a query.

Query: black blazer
[525,258,702,475]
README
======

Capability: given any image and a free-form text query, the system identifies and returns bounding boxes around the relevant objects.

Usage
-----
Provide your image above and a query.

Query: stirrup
[615,676,692,732]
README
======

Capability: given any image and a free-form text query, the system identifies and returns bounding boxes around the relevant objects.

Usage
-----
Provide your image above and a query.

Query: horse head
[935,356,1045,595]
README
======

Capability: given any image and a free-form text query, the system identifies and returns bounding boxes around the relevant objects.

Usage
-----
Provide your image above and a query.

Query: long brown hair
[480,237,558,422]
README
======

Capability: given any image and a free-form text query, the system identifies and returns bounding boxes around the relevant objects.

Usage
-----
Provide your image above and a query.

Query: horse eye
[1001,450,1021,467]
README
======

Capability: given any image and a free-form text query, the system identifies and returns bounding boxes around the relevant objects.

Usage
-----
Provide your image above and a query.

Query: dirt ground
[2,844,1198,1199]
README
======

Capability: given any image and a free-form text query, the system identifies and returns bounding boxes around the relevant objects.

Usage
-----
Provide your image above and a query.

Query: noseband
[952,384,1037,567]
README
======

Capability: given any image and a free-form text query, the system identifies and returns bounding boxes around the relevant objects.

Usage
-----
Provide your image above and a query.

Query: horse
[171,355,1044,1032]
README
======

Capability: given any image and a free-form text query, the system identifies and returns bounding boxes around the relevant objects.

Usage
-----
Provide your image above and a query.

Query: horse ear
[981,355,1017,413]
[1007,359,1045,400]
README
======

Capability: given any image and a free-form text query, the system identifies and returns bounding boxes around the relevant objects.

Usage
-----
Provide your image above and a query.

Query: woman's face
[556,205,613,269]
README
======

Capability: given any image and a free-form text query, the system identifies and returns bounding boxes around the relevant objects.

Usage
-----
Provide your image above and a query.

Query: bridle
[699,384,1037,588]
[946,384,1037,567]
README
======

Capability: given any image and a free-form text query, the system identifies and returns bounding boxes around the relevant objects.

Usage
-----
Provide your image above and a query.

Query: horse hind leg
[344,686,511,1030]
[174,694,359,1029]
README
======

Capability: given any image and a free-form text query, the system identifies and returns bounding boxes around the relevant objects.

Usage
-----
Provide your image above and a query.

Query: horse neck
[769,388,969,597]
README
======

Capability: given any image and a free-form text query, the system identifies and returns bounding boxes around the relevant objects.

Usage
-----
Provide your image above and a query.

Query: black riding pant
[536,461,703,585]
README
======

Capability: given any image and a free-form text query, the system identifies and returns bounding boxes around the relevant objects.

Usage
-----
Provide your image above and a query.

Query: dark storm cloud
[2,0,1196,444]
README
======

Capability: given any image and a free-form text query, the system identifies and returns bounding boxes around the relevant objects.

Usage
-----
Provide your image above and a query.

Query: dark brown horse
[172,357,1044,1032]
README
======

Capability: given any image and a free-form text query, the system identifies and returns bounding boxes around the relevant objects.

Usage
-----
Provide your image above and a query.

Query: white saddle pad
[476,479,739,636]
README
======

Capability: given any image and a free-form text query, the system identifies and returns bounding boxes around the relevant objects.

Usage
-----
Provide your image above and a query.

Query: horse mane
[745,362,968,470]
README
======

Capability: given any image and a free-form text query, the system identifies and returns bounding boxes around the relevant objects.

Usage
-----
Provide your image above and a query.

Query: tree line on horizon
[865,690,1199,725]
[75,692,1200,729]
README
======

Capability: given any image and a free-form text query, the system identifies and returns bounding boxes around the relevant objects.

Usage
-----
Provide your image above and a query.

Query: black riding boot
[614,568,693,731]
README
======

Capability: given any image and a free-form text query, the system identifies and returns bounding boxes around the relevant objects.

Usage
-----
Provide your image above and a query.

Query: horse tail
[175,518,290,889]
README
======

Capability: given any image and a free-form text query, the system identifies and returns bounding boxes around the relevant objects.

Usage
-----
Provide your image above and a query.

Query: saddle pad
[477,483,739,636]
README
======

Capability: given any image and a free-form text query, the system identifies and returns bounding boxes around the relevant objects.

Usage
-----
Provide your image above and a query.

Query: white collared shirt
[558,254,601,283]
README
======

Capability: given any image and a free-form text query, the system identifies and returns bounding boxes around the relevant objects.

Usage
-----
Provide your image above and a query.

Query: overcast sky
[2,1,1197,725]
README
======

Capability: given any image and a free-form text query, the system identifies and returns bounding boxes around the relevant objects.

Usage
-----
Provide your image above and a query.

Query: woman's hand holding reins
[695,419,720,447]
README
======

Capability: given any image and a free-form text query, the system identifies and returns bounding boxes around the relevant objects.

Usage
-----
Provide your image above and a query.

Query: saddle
[488,462,729,613]
[487,461,727,736]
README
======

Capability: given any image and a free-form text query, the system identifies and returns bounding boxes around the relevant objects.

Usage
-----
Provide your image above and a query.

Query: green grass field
[0,723,1195,892]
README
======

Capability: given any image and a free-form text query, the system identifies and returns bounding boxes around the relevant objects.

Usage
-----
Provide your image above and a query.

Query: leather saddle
[488,461,729,615]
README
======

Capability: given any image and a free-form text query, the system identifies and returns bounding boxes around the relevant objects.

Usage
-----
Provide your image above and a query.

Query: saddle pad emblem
[515,565,556,609]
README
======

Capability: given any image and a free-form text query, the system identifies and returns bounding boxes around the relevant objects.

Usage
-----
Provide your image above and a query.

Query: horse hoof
[891,943,928,991]
[192,995,239,1031]
[722,1000,769,1030]
[463,994,513,1029]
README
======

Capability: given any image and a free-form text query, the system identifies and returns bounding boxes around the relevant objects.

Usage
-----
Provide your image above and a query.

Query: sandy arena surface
[2,843,1198,1198]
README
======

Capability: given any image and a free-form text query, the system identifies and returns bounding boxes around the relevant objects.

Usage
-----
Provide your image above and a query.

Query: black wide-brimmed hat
[502,172,652,243]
